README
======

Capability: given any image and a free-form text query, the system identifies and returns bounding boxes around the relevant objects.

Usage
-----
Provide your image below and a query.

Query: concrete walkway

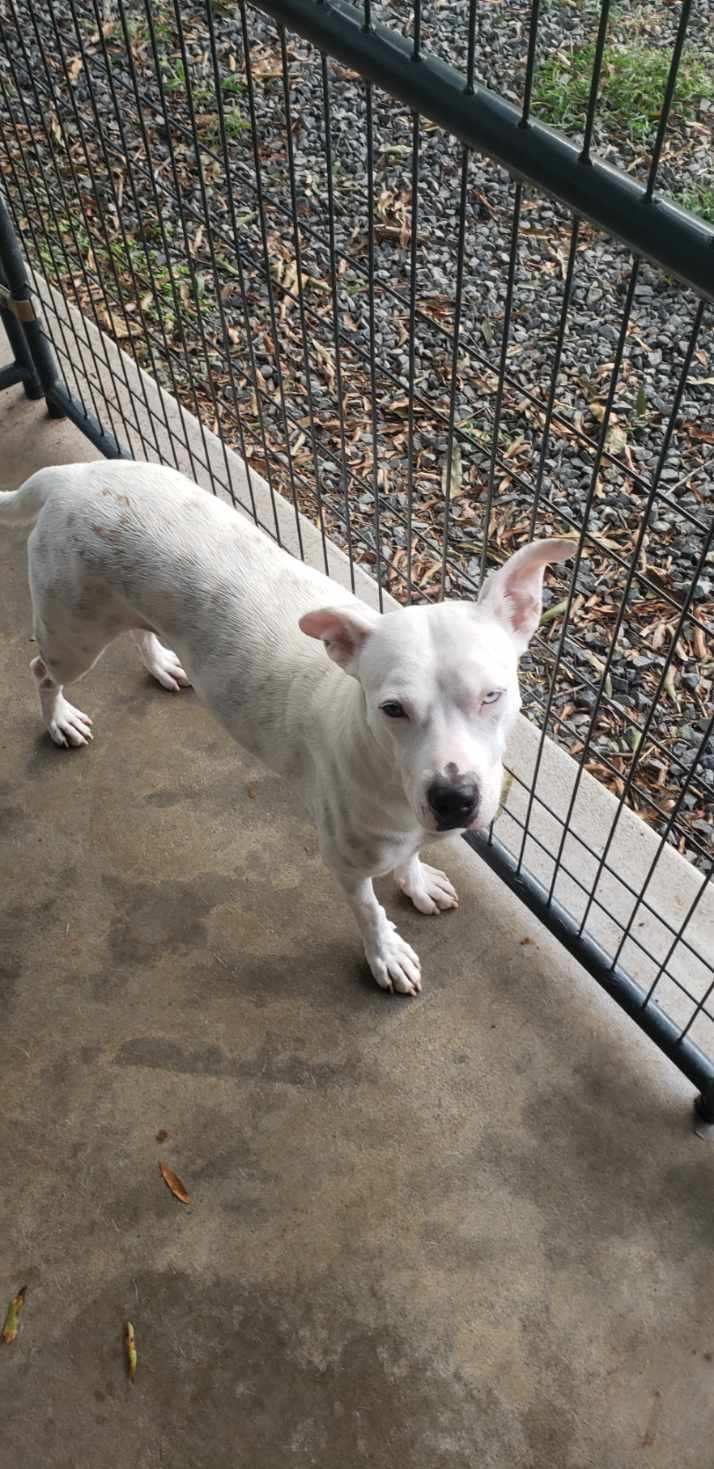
[1,368,712,1468]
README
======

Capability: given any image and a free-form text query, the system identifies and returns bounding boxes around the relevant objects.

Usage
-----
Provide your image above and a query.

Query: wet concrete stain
[94,1131,273,1233]
[0,1270,528,1468]
[113,1034,363,1089]
[26,734,77,774]
[0,954,23,1009]
[91,873,237,998]
[191,942,368,1014]
[1,894,61,1010]
[143,779,258,815]
[466,1062,713,1270]
[0,800,25,833]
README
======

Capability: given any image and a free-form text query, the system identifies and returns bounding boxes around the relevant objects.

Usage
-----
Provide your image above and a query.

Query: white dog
[1,461,573,994]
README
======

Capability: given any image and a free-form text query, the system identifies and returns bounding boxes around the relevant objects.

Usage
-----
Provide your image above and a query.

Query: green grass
[534,42,712,142]
[160,59,243,113]
[196,106,249,141]
[161,58,187,93]
[153,7,173,43]
[676,186,714,225]
[32,196,197,336]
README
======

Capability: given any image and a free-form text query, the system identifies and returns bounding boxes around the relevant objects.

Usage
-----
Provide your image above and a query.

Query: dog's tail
[0,470,54,529]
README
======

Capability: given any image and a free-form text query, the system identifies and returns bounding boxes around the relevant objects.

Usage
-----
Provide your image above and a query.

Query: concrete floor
[1,370,713,1468]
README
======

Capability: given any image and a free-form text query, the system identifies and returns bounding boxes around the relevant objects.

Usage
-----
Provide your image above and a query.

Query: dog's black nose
[427,774,479,830]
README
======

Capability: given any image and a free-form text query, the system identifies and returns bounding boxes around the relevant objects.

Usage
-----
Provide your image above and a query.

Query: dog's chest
[328,821,424,878]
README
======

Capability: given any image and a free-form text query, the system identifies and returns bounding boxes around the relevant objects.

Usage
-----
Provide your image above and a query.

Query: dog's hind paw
[368,922,422,996]
[149,647,190,692]
[134,632,191,692]
[48,696,93,749]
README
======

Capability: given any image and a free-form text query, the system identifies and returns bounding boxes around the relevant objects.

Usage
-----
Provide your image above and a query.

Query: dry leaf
[126,1320,137,1381]
[159,1161,191,1204]
[497,770,514,819]
[67,55,83,83]
[540,597,568,627]
[441,441,462,499]
[252,50,283,80]
[100,308,131,340]
[663,666,678,703]
[504,437,527,460]
[2,1286,27,1344]
[49,112,64,148]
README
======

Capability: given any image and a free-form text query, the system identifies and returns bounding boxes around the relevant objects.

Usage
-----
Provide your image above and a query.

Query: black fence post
[0,290,42,399]
[0,191,65,417]
[695,1085,714,1128]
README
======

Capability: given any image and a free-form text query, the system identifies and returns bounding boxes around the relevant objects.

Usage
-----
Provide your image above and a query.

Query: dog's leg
[338,874,422,996]
[131,631,191,692]
[30,654,94,749]
[395,853,459,916]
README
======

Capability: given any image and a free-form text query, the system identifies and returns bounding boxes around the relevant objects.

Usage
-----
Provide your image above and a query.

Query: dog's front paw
[400,861,459,916]
[367,922,422,996]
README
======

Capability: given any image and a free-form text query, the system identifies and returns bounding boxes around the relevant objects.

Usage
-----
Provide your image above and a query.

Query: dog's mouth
[419,807,484,834]
[435,815,473,833]
[418,803,492,835]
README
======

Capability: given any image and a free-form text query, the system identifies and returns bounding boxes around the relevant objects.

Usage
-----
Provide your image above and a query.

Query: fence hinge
[0,284,36,322]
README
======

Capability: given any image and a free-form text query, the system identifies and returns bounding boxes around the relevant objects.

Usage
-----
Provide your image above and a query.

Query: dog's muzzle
[426,773,479,831]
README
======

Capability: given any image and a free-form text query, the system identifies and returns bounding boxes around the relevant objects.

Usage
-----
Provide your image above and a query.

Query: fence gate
[1,0,712,1122]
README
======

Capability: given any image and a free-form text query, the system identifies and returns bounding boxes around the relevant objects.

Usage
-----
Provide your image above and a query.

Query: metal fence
[1,0,712,1121]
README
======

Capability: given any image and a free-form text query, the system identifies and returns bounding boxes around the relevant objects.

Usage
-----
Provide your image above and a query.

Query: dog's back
[2,459,359,771]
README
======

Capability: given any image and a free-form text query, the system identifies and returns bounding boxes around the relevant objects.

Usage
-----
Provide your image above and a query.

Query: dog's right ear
[299,604,379,673]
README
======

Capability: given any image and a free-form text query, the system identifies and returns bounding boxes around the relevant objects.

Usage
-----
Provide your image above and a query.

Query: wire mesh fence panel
[0,0,712,1101]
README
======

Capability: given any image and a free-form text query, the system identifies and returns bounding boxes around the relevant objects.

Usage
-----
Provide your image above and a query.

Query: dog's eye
[483,690,502,705]
[381,701,408,719]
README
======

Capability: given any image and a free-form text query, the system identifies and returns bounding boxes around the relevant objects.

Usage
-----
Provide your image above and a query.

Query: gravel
[0,0,712,868]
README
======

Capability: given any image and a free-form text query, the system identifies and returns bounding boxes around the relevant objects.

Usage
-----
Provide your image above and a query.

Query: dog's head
[300,537,574,833]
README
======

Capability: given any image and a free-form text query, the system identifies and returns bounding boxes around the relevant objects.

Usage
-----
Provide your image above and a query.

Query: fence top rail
[253,0,714,303]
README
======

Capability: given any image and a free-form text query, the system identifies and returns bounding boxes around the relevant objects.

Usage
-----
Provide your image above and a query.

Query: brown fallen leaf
[159,1161,191,1205]
[126,1320,137,1381]
[2,1286,27,1344]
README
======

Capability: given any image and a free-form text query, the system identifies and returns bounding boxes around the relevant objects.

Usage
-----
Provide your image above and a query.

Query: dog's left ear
[477,537,575,653]
[299,604,379,674]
